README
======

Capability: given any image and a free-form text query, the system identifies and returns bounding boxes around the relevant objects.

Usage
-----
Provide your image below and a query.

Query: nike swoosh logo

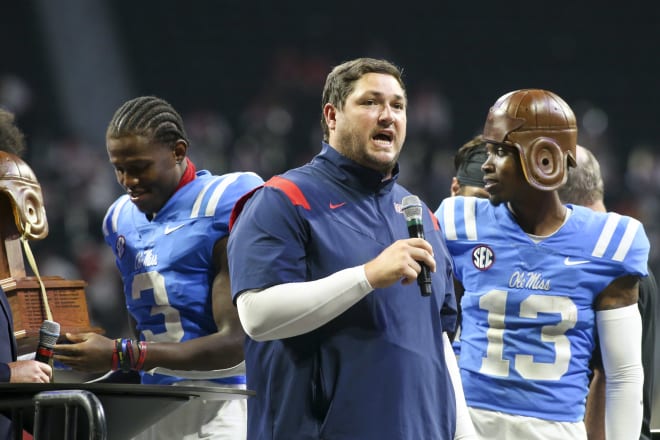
[329,202,346,209]
[564,257,589,266]
[164,224,186,235]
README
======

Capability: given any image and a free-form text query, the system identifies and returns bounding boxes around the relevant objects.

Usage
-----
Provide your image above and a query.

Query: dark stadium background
[3,0,659,429]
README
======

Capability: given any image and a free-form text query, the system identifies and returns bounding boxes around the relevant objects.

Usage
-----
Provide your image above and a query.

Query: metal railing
[32,390,107,440]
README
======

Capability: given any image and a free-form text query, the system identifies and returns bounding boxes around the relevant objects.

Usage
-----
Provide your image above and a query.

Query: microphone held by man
[401,195,432,296]
[35,320,60,365]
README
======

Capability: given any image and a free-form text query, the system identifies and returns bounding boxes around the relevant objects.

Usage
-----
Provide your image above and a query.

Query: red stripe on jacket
[229,176,310,231]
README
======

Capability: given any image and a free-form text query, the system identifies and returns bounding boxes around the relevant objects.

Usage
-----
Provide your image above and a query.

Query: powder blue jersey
[437,196,649,422]
[102,170,263,385]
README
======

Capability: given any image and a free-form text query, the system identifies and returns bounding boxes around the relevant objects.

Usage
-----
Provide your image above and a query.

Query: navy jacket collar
[312,143,399,194]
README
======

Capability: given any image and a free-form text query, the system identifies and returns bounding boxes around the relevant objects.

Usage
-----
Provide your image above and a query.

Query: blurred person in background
[54,96,263,440]
[440,134,490,358]
[441,133,491,438]
[449,135,489,199]
[0,108,53,438]
[437,89,648,439]
[228,57,470,439]
[559,144,657,440]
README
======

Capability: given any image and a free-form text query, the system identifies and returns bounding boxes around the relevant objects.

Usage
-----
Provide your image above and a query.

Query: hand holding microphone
[363,195,435,293]
[8,359,52,383]
[401,195,433,296]
[7,320,59,383]
[36,320,60,365]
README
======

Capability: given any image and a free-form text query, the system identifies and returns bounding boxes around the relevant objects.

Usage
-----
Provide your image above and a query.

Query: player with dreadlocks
[55,96,263,439]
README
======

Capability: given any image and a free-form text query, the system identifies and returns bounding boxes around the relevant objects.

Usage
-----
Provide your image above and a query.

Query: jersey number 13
[479,289,577,381]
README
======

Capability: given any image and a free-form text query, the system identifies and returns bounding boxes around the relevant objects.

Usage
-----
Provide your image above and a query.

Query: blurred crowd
[1,53,659,345]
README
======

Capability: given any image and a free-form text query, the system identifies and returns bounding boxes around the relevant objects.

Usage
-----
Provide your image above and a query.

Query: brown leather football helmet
[0,151,48,239]
[482,89,577,191]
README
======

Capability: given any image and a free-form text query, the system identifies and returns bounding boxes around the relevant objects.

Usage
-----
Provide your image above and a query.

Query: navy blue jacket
[230,144,458,439]
[0,286,18,437]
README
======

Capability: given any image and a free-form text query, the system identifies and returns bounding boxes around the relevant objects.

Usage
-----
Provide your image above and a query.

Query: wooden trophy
[0,151,102,355]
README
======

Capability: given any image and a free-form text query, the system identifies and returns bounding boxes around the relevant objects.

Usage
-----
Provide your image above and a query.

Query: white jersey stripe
[443,197,457,240]
[204,173,240,217]
[612,218,640,262]
[592,213,621,258]
[464,197,478,241]
[191,178,218,218]
[108,196,131,235]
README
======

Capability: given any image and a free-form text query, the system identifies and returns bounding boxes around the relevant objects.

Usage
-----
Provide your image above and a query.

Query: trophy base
[2,275,104,356]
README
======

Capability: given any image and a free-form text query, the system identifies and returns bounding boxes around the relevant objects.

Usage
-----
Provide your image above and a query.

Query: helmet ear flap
[524,137,567,191]
[17,187,49,238]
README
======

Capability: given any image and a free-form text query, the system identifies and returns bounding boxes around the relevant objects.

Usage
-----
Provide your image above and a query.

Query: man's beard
[335,129,397,175]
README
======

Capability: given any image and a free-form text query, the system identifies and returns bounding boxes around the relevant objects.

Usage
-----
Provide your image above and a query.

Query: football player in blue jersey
[54,96,263,439]
[436,89,649,439]
[227,58,470,439]
[559,145,657,440]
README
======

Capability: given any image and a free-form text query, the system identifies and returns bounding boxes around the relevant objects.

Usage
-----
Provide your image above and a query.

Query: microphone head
[39,320,61,348]
[401,195,423,221]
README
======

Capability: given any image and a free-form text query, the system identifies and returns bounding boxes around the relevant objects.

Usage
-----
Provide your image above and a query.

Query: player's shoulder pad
[102,195,131,237]
[190,171,264,219]
[436,195,488,241]
[581,209,649,263]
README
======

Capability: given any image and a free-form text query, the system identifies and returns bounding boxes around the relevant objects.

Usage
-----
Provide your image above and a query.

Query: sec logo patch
[472,245,494,270]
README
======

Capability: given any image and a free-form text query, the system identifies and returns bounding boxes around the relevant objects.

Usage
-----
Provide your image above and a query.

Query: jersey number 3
[132,272,185,342]
[479,289,577,380]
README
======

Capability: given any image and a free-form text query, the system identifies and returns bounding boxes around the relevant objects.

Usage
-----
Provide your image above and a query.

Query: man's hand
[9,360,52,383]
[364,238,436,289]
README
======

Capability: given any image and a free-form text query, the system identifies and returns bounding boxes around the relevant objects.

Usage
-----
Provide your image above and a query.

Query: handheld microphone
[401,195,432,296]
[35,320,60,364]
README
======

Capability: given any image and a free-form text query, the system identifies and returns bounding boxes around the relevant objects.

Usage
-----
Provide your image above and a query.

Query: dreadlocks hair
[106,96,188,146]
[0,108,26,156]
